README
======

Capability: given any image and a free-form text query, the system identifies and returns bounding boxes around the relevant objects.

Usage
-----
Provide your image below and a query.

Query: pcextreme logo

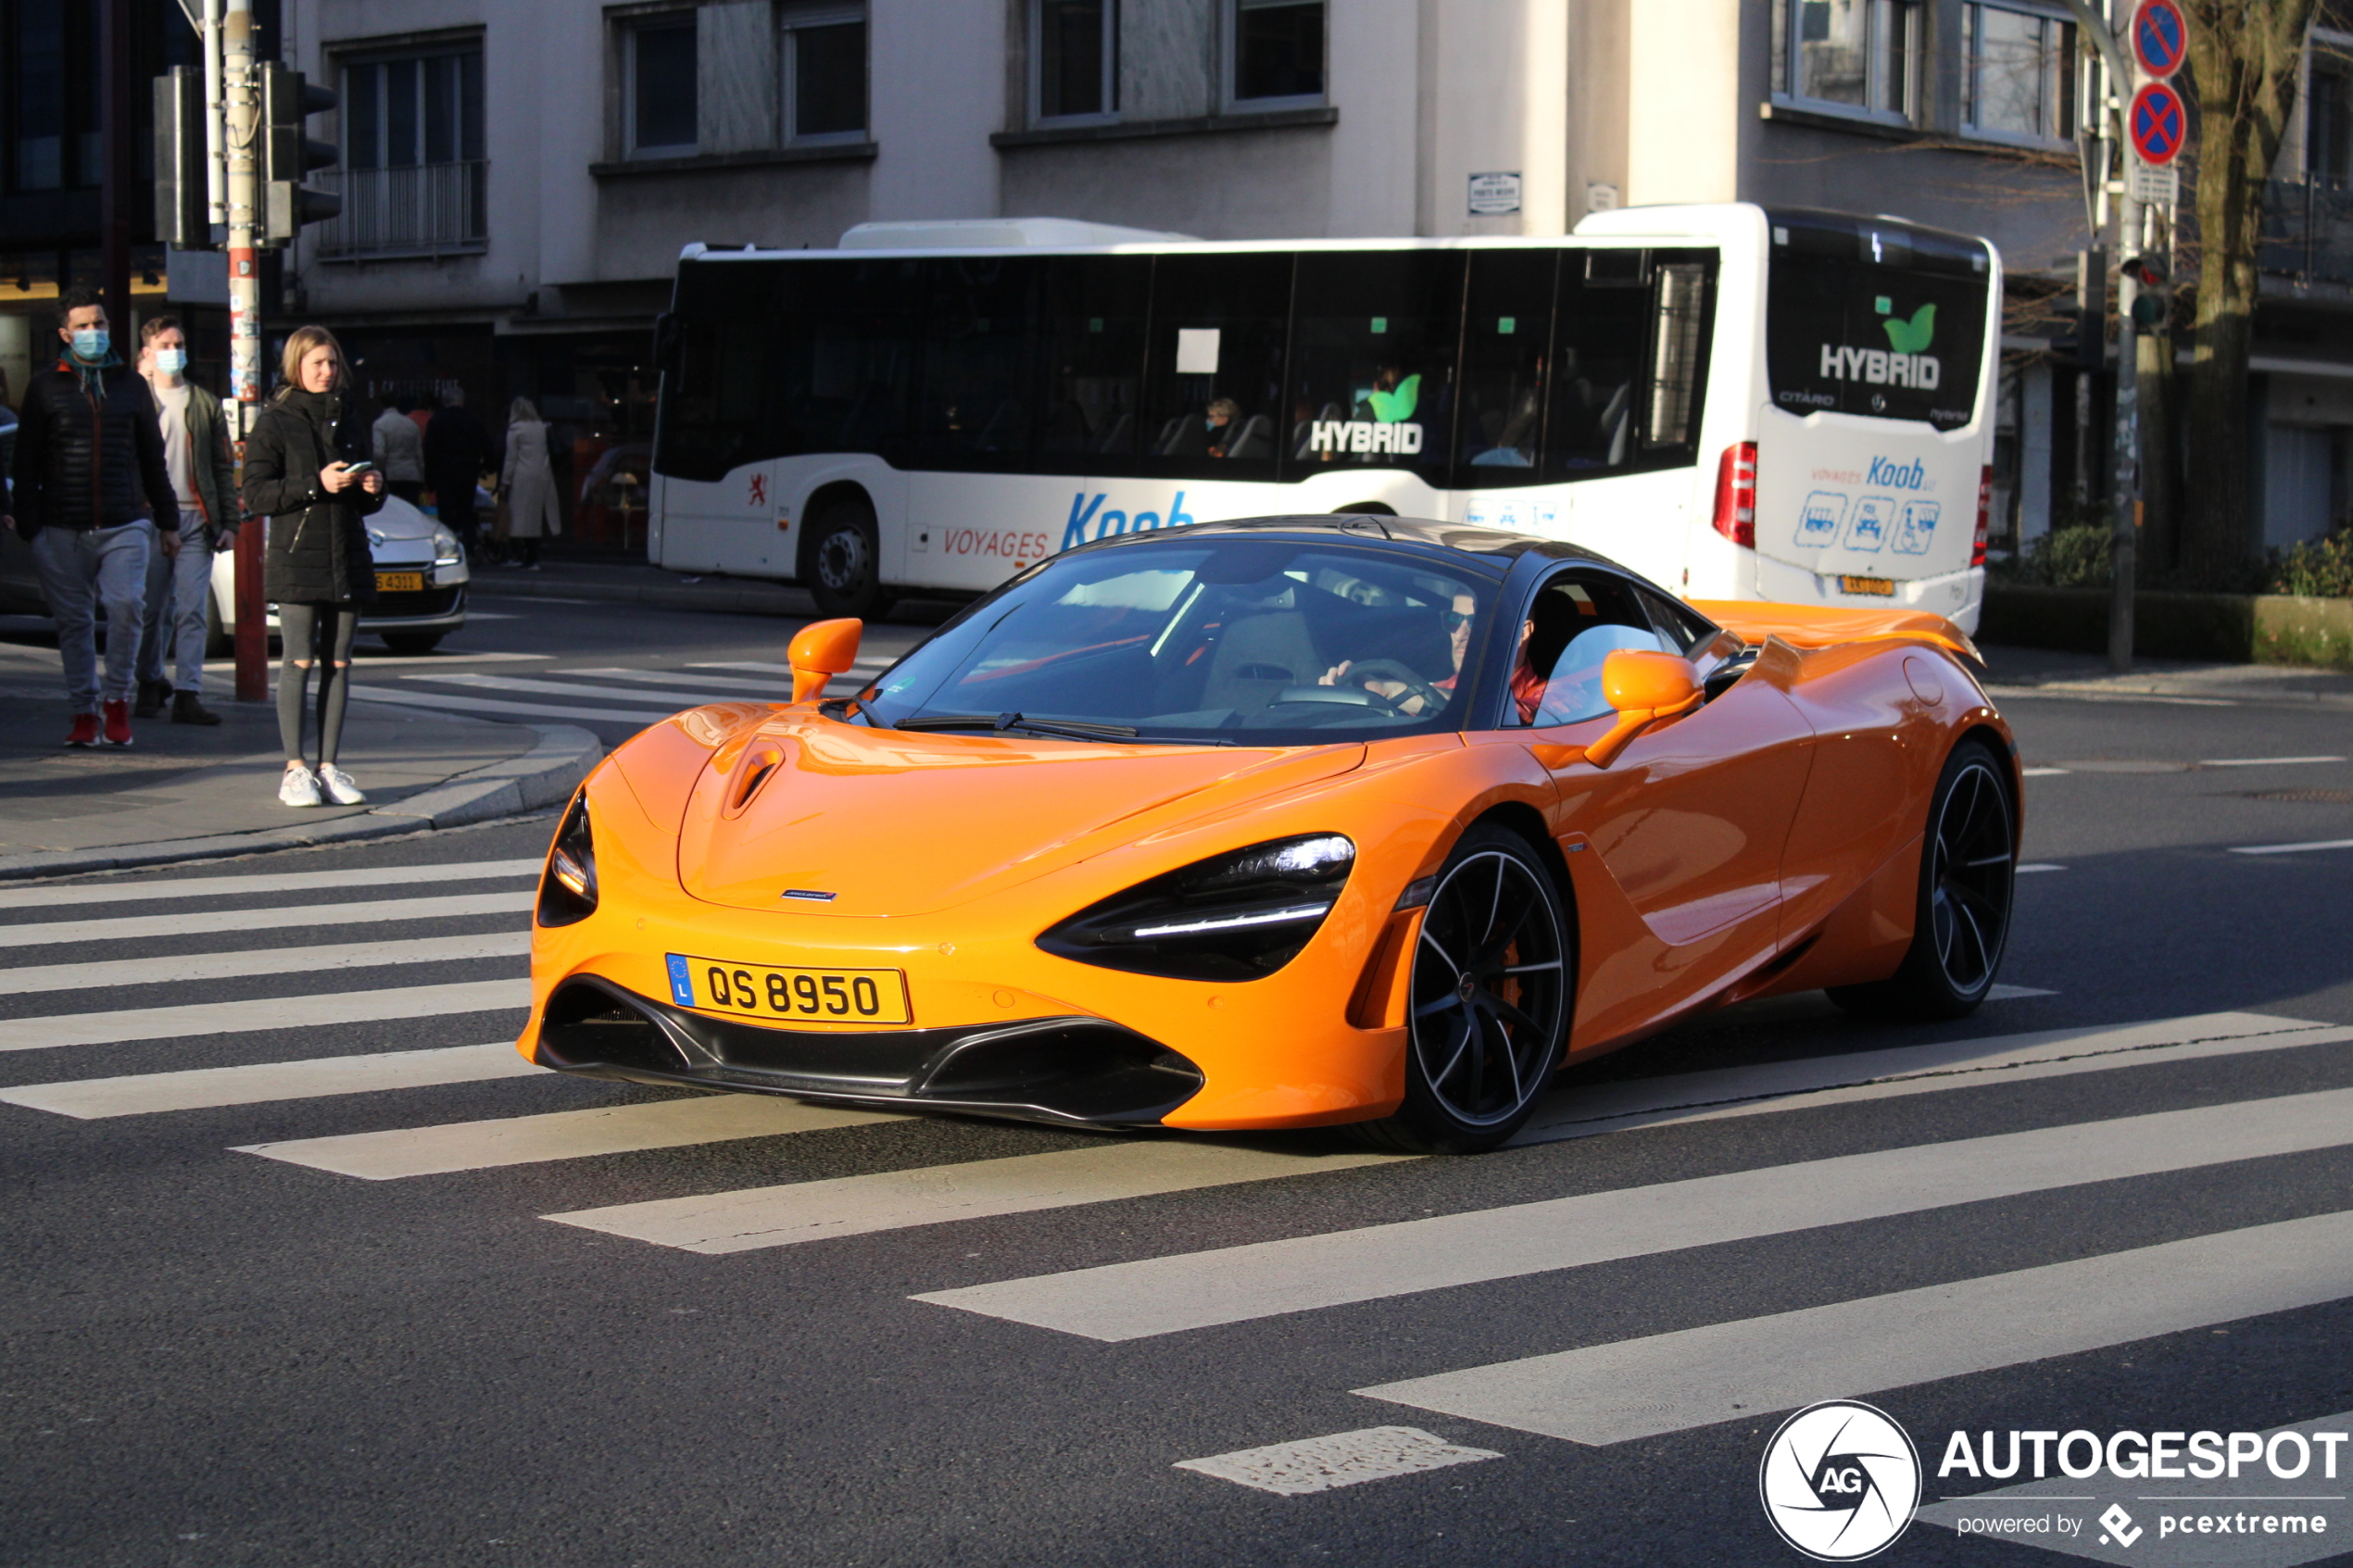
[1818,298,1943,392]
[1760,1400,1924,1562]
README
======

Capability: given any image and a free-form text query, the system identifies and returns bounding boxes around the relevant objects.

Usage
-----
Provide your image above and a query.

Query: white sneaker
[317,764,368,805]
[279,765,322,808]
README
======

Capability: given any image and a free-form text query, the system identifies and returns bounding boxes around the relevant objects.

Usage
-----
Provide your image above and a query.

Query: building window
[1774,0,1917,122]
[1036,0,1115,121]
[783,4,866,141]
[1230,0,1324,107]
[627,15,698,157]
[1963,5,2072,143]
[325,44,485,259]
[2310,42,2353,185]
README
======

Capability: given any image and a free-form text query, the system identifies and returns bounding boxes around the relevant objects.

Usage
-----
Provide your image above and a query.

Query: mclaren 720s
[519,517,2020,1153]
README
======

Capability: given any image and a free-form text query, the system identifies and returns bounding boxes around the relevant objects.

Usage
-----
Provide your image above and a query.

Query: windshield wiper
[893,711,1233,746]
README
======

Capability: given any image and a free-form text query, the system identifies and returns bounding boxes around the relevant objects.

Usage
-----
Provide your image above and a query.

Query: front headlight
[1037,834,1354,982]
[432,524,463,565]
[537,793,598,926]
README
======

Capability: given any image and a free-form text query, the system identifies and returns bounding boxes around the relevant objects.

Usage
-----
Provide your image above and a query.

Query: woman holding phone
[240,324,387,808]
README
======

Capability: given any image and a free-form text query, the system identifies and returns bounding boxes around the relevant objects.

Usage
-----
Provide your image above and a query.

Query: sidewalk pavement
[1977,643,2353,709]
[0,649,599,880]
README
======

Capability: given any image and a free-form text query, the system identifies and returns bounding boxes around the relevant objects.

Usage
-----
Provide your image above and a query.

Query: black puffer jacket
[7,358,178,536]
[243,387,384,605]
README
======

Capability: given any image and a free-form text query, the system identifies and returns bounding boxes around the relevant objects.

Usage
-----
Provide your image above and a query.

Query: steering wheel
[1340,658,1449,715]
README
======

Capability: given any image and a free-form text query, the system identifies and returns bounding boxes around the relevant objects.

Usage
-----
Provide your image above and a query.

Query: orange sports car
[520,518,2019,1152]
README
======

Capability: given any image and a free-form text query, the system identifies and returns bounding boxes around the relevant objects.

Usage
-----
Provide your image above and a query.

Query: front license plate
[375,571,426,593]
[1840,575,1896,597]
[666,953,910,1025]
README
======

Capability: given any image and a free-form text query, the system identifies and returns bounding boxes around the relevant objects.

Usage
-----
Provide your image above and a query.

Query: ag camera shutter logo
[1760,1399,1923,1561]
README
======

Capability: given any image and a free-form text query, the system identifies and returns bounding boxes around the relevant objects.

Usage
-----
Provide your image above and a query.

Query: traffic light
[153,66,209,250]
[258,62,341,246]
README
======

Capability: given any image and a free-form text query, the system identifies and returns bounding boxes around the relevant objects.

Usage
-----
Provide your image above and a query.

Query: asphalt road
[3,589,2349,1568]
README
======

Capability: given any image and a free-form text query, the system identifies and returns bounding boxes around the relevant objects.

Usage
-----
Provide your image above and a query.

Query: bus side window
[655,261,778,483]
[919,257,1040,469]
[1456,250,1557,485]
[1285,250,1461,483]
[1643,260,1713,459]
[1040,256,1151,458]
[1130,252,1291,480]
[1545,251,1648,480]
[777,258,920,461]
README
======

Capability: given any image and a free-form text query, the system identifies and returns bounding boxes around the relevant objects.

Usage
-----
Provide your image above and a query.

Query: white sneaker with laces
[317,764,367,805]
[279,765,323,808]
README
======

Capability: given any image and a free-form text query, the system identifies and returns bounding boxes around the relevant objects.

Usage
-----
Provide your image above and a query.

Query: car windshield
[857,537,1501,745]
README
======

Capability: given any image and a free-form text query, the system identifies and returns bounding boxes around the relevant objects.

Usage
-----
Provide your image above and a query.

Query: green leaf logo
[1881,303,1936,355]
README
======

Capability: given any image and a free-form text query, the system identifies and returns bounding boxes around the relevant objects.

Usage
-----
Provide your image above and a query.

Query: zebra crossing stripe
[544,1141,1411,1253]
[0,859,541,912]
[0,932,529,997]
[0,891,533,948]
[563,669,794,695]
[911,1085,2353,1342]
[1355,1209,2353,1446]
[236,1095,901,1178]
[346,684,680,725]
[0,979,530,1053]
[399,672,770,708]
[0,1043,539,1118]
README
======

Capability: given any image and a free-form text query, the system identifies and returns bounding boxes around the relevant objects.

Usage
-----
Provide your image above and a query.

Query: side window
[1286,250,1461,484]
[655,260,776,482]
[1457,249,1556,484]
[1127,252,1291,481]
[775,258,919,462]
[1039,255,1151,458]
[1546,249,1718,481]
[917,257,1039,470]
[1636,585,1716,656]
[1516,570,1667,727]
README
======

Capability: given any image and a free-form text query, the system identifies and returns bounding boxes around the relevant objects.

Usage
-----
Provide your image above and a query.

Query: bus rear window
[1764,214,1989,431]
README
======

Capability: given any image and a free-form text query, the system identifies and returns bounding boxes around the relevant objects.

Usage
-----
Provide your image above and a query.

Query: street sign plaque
[2133,0,2188,79]
[2129,160,2180,206]
[2129,82,2188,166]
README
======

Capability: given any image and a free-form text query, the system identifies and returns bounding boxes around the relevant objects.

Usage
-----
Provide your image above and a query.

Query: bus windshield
[1762,210,1990,431]
[858,537,1500,746]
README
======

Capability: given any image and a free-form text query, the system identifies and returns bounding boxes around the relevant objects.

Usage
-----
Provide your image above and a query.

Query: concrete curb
[0,724,603,882]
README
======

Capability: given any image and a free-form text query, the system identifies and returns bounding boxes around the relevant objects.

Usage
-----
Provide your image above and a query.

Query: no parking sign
[2133,0,2188,79]
[2130,82,2188,166]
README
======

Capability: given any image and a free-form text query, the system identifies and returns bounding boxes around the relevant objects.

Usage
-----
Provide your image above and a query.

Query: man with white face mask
[132,316,233,725]
[3,287,178,747]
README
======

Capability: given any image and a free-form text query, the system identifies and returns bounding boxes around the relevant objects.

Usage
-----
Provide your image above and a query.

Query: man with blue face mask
[133,314,234,725]
[4,288,179,747]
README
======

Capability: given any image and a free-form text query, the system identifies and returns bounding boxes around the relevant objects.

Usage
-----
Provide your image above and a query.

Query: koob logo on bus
[1760,1400,1923,1561]
[1818,298,1943,392]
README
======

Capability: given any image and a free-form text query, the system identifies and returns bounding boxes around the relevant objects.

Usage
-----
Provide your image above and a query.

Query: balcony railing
[2259,178,2353,287]
[315,161,488,261]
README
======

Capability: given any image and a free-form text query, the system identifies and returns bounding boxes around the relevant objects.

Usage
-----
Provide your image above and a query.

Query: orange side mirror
[789,618,863,703]
[1582,649,1703,769]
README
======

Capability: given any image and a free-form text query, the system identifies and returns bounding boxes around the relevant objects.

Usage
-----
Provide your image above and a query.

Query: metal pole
[226,0,270,704]
[204,0,226,226]
[99,0,136,328]
[2107,0,2140,673]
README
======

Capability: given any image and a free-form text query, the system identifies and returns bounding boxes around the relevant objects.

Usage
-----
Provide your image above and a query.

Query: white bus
[647,203,1999,628]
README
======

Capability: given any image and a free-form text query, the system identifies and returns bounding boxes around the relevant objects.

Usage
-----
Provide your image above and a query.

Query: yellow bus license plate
[666,954,910,1024]
[1840,575,1896,597]
[375,571,426,593]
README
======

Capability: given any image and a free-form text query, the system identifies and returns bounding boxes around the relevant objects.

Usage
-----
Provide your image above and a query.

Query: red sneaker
[65,712,100,747]
[101,699,133,747]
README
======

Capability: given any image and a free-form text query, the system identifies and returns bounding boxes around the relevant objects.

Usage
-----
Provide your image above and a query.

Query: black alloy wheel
[801,495,891,620]
[1831,739,2017,1021]
[1356,823,1573,1153]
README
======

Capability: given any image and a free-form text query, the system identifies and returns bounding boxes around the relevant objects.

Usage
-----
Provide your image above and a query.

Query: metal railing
[315,161,488,261]
[2259,177,2353,287]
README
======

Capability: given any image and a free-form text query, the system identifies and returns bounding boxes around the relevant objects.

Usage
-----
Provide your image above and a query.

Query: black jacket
[243,387,385,605]
[8,358,178,536]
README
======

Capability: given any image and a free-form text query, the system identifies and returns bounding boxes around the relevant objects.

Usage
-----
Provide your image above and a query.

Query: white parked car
[206,495,471,655]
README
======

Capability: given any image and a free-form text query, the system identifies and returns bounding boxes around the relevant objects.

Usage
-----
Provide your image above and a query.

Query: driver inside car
[1319,593,1551,721]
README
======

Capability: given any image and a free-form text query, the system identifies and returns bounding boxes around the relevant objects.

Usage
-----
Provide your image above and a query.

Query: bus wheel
[802,495,891,620]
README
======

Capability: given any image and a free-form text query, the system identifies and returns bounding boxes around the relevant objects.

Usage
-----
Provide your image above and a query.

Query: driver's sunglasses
[1441,609,1474,632]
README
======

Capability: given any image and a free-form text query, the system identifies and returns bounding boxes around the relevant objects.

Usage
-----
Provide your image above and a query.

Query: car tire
[800,494,893,621]
[1828,738,2017,1022]
[1353,823,1574,1154]
[382,632,445,656]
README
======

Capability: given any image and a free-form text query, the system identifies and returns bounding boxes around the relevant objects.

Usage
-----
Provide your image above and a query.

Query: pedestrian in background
[241,325,384,809]
[424,383,491,557]
[3,286,177,748]
[371,393,425,505]
[132,315,233,726]
[499,396,563,571]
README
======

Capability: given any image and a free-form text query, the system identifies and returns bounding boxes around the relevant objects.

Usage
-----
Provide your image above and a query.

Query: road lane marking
[2015,864,2067,873]
[1355,1210,2353,1446]
[0,859,542,913]
[0,1043,539,1117]
[347,684,680,725]
[398,672,773,708]
[1985,983,2057,997]
[564,669,794,695]
[1174,1427,1503,1495]
[545,1142,1411,1254]
[0,891,533,948]
[912,1084,2353,1342]
[2201,756,2347,767]
[2233,838,2353,856]
[0,932,528,996]
[689,659,897,675]
[0,979,529,1052]
[236,1096,900,1178]
[2020,767,2070,776]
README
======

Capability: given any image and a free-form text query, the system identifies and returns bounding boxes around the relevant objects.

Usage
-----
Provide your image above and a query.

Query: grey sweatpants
[138,508,214,694]
[31,521,154,712]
